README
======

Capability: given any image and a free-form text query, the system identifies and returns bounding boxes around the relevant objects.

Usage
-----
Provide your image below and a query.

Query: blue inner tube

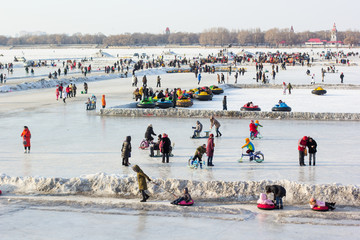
[240,107,261,111]
[137,102,156,108]
[155,100,173,108]
[312,90,327,95]
[194,94,212,101]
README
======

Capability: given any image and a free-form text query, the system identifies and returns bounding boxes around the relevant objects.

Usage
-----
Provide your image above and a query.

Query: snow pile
[1,173,358,206]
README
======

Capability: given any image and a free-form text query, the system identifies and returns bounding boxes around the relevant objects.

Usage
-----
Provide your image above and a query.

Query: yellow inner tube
[199,92,210,95]
[212,88,222,91]
[178,99,191,102]
[315,87,324,90]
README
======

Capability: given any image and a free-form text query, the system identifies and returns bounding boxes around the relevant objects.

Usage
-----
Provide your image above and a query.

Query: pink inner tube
[312,206,329,211]
[177,199,194,206]
[257,204,275,210]
[0,190,2,195]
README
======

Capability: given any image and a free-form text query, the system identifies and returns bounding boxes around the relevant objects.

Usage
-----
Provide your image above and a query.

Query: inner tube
[176,99,193,107]
[241,106,261,111]
[155,100,173,109]
[312,90,327,95]
[211,89,224,94]
[137,102,156,108]
[177,199,194,206]
[257,204,275,210]
[311,206,329,212]
[194,94,212,101]
[272,106,292,112]
[0,189,2,195]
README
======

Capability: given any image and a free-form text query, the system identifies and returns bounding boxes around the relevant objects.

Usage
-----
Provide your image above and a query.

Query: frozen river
[1,100,359,185]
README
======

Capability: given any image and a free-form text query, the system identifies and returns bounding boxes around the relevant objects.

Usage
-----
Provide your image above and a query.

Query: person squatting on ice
[266,185,286,209]
[132,165,152,202]
[21,126,31,153]
[192,144,206,168]
[121,136,131,166]
[171,188,192,205]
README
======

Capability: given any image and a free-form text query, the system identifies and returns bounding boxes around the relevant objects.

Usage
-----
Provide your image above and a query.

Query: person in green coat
[132,165,152,202]
[192,144,206,168]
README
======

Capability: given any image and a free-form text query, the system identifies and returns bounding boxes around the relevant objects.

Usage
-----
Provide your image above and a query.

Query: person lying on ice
[309,198,336,210]
[171,187,192,205]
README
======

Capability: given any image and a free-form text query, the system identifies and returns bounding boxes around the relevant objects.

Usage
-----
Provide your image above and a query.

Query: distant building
[290,26,294,33]
[330,23,337,42]
[305,23,342,46]
[165,27,170,35]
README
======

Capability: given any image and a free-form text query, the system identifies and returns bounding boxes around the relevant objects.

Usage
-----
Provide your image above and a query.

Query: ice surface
[1,47,360,239]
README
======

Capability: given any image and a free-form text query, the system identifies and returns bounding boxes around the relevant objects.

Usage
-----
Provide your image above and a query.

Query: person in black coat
[307,137,317,166]
[266,185,286,209]
[160,133,171,163]
[145,124,156,142]
[172,88,177,108]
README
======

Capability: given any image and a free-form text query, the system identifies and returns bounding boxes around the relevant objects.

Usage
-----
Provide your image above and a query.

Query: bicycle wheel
[250,132,255,140]
[254,153,264,163]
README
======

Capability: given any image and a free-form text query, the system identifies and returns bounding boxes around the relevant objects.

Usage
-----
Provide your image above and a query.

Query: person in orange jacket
[101,95,106,109]
[21,126,31,153]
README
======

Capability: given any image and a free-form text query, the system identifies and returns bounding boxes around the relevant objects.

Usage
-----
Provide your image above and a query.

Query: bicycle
[187,156,204,169]
[238,149,264,163]
[250,131,262,140]
[139,139,152,150]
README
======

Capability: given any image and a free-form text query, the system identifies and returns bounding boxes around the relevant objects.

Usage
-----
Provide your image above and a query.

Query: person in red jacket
[249,120,257,137]
[21,126,31,153]
[298,136,308,166]
[206,134,215,167]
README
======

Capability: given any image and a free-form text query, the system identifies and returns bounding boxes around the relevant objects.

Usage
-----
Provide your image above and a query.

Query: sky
[1,0,359,36]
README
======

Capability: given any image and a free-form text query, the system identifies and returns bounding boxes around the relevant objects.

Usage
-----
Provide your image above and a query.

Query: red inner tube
[257,204,275,210]
[311,206,329,211]
[177,199,194,206]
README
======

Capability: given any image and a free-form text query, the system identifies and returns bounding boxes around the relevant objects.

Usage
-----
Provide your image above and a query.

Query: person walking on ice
[210,116,222,137]
[132,165,152,202]
[21,126,31,153]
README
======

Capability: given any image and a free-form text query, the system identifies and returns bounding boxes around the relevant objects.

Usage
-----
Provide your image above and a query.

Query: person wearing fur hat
[121,136,132,166]
[159,133,171,163]
[206,134,215,166]
[132,165,152,202]
[298,136,308,166]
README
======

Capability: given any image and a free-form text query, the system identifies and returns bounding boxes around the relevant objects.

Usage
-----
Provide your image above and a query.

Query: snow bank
[1,173,358,206]
[100,108,360,121]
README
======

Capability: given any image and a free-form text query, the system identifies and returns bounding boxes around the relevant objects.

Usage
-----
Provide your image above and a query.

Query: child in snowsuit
[242,138,255,156]
[132,165,152,202]
[121,136,132,166]
[254,120,262,137]
[309,198,335,210]
[257,193,274,205]
[171,187,192,205]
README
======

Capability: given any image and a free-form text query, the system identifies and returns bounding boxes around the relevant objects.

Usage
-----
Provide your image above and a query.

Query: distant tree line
[0,28,359,46]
